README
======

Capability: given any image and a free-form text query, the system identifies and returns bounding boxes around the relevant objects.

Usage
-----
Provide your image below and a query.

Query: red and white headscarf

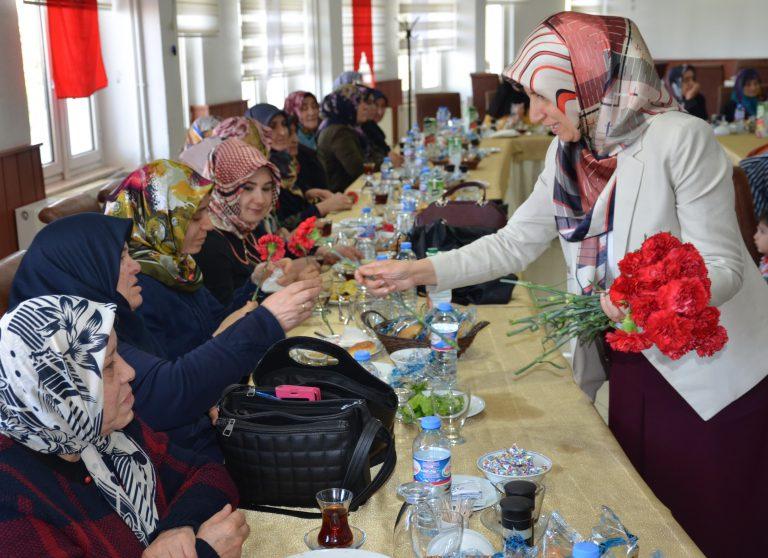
[505,13,679,294]
[207,138,281,238]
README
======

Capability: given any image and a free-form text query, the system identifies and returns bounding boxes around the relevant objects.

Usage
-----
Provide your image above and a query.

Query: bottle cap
[426,248,439,256]
[502,480,537,499]
[376,254,388,261]
[362,207,372,214]
[572,542,601,558]
[403,184,412,190]
[401,242,412,250]
[420,416,441,430]
[354,350,371,362]
[499,496,534,523]
[437,302,452,312]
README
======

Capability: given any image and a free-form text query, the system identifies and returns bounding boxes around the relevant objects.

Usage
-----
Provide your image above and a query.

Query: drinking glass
[316,488,354,548]
[430,384,471,445]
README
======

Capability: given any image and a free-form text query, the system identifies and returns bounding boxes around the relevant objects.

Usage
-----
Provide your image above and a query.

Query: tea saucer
[304,526,366,550]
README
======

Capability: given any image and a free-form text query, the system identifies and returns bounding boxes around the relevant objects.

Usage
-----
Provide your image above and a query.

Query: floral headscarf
[0,296,159,545]
[213,116,272,155]
[184,115,221,149]
[104,160,213,292]
[284,91,316,121]
[207,138,281,238]
[333,70,363,90]
[506,12,678,294]
[318,83,364,132]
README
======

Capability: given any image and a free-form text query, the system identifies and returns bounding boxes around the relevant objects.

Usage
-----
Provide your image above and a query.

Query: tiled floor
[519,239,610,425]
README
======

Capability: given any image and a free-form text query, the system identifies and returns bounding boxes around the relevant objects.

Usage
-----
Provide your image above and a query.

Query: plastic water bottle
[425,248,451,308]
[354,350,381,379]
[427,302,459,385]
[735,103,746,123]
[396,242,419,310]
[413,416,452,494]
[380,156,392,177]
[359,207,376,239]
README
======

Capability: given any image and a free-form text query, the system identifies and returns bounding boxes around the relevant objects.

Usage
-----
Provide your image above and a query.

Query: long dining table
[241,139,703,557]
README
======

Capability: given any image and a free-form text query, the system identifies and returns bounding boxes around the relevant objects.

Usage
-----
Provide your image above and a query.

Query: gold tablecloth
[241,148,703,557]
[474,135,553,201]
[716,133,768,166]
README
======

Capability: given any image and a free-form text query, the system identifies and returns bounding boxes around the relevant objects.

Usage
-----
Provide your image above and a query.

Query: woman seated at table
[666,64,707,120]
[317,84,377,192]
[357,12,768,557]
[284,90,321,150]
[722,68,765,121]
[10,212,320,459]
[195,137,320,305]
[0,296,247,557]
[247,103,353,229]
[483,78,530,128]
[361,88,404,168]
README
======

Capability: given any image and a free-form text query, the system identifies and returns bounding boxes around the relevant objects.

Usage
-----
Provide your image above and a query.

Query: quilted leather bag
[215,338,398,515]
[415,181,509,230]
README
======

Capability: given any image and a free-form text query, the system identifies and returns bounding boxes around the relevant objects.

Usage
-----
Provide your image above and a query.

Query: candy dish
[476,446,552,485]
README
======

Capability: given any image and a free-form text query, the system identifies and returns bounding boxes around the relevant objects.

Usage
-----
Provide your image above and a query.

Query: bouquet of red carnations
[507,232,728,375]
[287,216,321,256]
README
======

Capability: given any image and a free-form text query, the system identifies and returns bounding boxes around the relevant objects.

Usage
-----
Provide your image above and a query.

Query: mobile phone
[275,385,321,401]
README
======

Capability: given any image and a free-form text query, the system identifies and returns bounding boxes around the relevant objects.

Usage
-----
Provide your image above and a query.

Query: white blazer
[431,111,768,420]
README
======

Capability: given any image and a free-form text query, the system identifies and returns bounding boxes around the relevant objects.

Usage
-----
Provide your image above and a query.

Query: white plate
[467,395,485,418]
[451,474,499,511]
[287,550,391,558]
[427,528,495,556]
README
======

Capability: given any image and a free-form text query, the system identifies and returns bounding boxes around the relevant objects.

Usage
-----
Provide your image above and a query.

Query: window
[484,4,505,74]
[16,0,103,181]
[240,0,315,107]
[341,0,389,84]
[397,0,456,92]
[565,0,606,14]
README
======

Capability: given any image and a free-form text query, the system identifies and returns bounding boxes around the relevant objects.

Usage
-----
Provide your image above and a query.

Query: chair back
[717,85,734,115]
[733,166,761,265]
[0,250,24,316]
[38,193,101,224]
[485,90,496,115]
[415,92,461,127]
[470,73,500,120]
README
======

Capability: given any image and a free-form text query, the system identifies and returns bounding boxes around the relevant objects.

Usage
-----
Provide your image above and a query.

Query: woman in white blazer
[358,12,768,557]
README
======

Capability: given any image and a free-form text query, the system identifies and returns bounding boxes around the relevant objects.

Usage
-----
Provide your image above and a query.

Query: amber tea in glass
[316,488,354,548]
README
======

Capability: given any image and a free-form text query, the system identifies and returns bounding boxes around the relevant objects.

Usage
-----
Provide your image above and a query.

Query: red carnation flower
[657,278,710,317]
[662,244,709,281]
[635,261,667,291]
[606,329,653,352]
[640,232,682,264]
[618,250,644,277]
[627,294,659,327]
[609,275,638,307]
[694,325,728,357]
[256,234,286,262]
[644,310,696,359]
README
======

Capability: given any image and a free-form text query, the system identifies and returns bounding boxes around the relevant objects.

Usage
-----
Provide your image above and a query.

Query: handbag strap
[440,181,488,203]
[248,418,396,518]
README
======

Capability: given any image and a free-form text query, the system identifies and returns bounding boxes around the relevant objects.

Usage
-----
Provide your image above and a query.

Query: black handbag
[410,220,517,305]
[215,338,398,516]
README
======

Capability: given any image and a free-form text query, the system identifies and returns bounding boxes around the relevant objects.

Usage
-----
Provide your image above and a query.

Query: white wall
[511,0,566,59]
[0,1,31,151]
[605,0,768,60]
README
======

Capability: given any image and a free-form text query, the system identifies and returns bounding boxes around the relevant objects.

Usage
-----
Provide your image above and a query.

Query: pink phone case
[275,385,321,401]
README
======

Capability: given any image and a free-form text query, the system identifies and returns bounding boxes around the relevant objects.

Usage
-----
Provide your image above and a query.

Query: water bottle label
[430,324,458,352]
[413,455,451,487]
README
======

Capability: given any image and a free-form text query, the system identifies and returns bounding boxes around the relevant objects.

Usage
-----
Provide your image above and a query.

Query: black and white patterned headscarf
[0,296,158,545]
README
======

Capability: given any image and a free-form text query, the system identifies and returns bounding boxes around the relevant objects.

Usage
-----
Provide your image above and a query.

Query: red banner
[352,0,375,85]
[47,0,108,98]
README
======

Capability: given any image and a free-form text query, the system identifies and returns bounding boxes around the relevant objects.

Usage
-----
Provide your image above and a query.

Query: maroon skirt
[608,349,768,558]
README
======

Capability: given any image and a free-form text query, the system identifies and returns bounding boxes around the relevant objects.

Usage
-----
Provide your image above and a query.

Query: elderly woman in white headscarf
[0,295,249,557]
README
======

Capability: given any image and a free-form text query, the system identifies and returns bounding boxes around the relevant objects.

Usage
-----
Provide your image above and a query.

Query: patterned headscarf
[666,64,693,104]
[318,84,364,132]
[333,70,363,90]
[246,104,302,196]
[104,160,213,292]
[213,116,272,155]
[207,138,281,237]
[0,296,158,545]
[283,91,316,121]
[506,12,678,294]
[184,115,221,149]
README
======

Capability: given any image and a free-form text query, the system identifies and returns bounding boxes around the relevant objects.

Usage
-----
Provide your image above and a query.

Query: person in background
[484,78,530,127]
[0,296,247,557]
[286,114,332,195]
[247,103,353,229]
[722,68,764,121]
[284,90,321,150]
[317,84,375,192]
[755,211,768,282]
[356,12,768,557]
[9,213,319,460]
[333,70,363,90]
[184,115,221,149]
[666,65,708,120]
[361,88,404,167]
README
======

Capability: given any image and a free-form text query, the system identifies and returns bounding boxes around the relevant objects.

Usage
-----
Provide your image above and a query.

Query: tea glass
[316,488,354,548]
